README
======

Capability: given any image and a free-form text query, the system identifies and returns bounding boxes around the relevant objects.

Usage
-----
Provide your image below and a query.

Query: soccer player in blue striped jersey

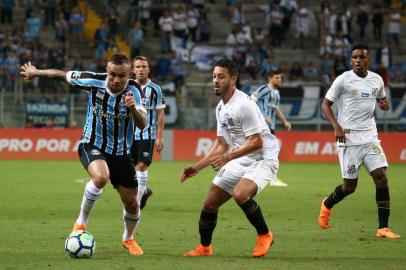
[20,54,148,255]
[251,70,291,187]
[130,56,166,210]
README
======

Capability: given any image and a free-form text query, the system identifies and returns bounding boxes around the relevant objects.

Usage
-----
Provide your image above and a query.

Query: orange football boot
[318,199,331,229]
[183,244,213,256]
[376,228,400,239]
[122,239,144,255]
[252,232,273,257]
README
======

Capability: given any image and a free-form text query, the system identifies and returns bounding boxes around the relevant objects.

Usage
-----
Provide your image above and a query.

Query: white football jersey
[325,70,386,145]
[216,89,280,165]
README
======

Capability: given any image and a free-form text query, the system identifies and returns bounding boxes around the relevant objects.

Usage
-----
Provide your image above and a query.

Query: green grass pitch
[0,160,405,270]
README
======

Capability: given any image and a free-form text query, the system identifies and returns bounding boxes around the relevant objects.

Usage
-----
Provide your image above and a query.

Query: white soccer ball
[65,231,96,258]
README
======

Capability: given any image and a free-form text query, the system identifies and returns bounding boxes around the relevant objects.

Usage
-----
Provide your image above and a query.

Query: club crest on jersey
[372,88,378,96]
[72,72,81,80]
[372,144,381,154]
[347,164,356,175]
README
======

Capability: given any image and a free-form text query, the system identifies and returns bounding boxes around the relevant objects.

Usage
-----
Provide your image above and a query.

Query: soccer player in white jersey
[318,44,400,239]
[180,59,280,257]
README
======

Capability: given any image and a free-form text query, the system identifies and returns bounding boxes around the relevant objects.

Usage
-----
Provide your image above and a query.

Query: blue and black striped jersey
[134,79,165,140]
[251,85,280,130]
[66,71,145,155]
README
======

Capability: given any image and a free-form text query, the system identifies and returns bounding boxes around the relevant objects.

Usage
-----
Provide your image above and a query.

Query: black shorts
[130,139,155,166]
[78,143,137,189]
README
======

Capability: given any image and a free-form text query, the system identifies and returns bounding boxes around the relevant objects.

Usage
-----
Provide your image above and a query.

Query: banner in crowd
[26,102,69,128]
[172,130,406,164]
[0,129,160,160]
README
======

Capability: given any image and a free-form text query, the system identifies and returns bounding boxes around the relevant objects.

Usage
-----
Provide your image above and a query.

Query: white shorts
[213,159,279,195]
[337,141,388,179]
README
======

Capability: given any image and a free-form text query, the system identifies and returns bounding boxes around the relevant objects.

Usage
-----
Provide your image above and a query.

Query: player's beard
[214,81,230,96]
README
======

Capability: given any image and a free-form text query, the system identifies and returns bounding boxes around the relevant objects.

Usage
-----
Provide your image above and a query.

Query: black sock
[325,185,349,209]
[199,210,217,246]
[238,199,269,235]
[376,187,390,229]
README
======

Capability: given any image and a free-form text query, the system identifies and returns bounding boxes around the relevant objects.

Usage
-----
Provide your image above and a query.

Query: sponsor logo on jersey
[142,152,150,158]
[72,72,81,80]
[91,149,101,155]
[361,92,369,98]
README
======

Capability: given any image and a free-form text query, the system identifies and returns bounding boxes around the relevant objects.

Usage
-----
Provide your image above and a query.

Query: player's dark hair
[214,59,239,77]
[351,43,369,53]
[267,69,282,79]
[107,53,130,65]
[133,55,151,68]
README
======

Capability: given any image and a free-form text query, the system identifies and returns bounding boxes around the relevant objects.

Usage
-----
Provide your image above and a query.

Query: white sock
[76,180,103,226]
[122,208,140,241]
[136,170,148,205]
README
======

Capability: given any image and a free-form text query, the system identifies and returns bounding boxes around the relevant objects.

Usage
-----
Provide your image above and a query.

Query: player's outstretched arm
[20,61,67,81]
[322,98,345,143]
[180,137,229,182]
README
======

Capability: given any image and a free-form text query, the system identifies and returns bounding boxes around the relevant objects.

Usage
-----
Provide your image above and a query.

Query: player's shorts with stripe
[130,139,155,166]
[78,143,137,188]
[213,159,279,195]
[338,140,388,179]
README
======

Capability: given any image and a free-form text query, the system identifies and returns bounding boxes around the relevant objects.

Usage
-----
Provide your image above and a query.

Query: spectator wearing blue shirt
[25,9,41,45]
[127,21,144,60]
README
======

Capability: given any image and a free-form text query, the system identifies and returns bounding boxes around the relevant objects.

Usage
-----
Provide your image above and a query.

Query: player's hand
[210,154,229,171]
[180,165,199,182]
[334,124,346,143]
[377,98,389,111]
[20,61,37,80]
[124,92,135,108]
[284,121,292,131]
[155,137,164,153]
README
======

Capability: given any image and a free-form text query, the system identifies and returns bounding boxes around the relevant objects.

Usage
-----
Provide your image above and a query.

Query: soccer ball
[65,231,96,258]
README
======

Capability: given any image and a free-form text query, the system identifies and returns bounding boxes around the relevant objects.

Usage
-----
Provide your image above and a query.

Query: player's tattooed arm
[20,61,67,81]
[377,97,389,111]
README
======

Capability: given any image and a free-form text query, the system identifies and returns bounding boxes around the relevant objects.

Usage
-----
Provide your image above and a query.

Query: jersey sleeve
[129,85,147,115]
[377,75,386,99]
[325,74,344,102]
[155,85,166,110]
[216,104,223,137]
[240,101,263,137]
[66,71,106,90]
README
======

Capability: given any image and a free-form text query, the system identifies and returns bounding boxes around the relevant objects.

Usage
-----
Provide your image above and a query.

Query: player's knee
[232,191,250,205]
[124,197,138,213]
[91,174,109,188]
[202,199,219,213]
[343,182,357,194]
[373,172,388,188]
[136,162,148,171]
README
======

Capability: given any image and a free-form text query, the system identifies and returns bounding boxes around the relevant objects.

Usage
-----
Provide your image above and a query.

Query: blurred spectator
[127,21,144,59]
[355,1,369,41]
[320,52,334,85]
[68,6,85,56]
[326,5,337,35]
[25,9,41,46]
[293,1,310,50]
[71,58,84,71]
[94,21,109,61]
[333,31,350,58]
[252,26,268,63]
[371,3,384,42]
[289,61,303,80]
[277,62,289,82]
[389,63,405,83]
[159,9,173,53]
[199,8,212,42]
[0,52,5,92]
[302,62,319,81]
[170,50,185,88]
[173,5,188,42]
[319,28,333,56]
[258,53,277,77]
[138,0,151,34]
[186,3,199,42]
[3,49,20,92]
[106,7,120,39]
[270,4,284,47]
[42,0,57,27]
[44,117,55,128]
[1,0,14,23]
[333,54,349,77]
[280,0,297,34]
[54,12,69,45]
[152,56,171,80]
[230,1,246,26]
[375,42,392,70]
[387,8,400,47]
[150,0,165,37]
